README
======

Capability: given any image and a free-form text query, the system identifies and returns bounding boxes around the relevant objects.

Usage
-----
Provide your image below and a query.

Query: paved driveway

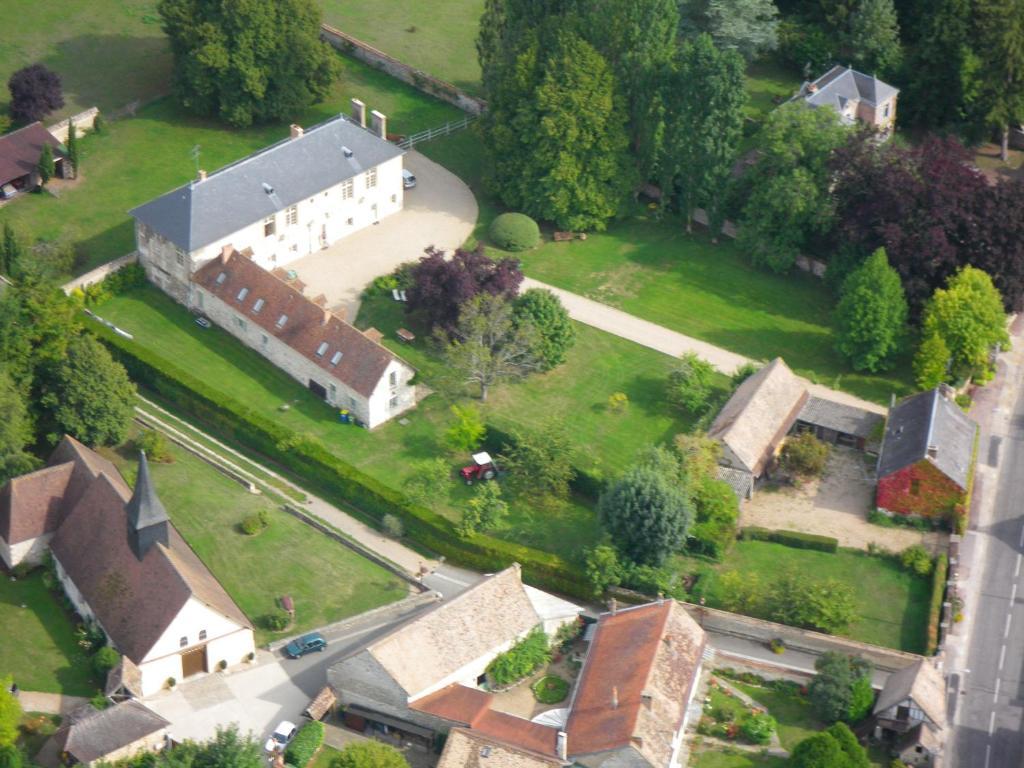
[289,150,477,322]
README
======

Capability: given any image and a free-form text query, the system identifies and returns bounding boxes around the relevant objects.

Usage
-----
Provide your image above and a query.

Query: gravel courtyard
[740,447,948,553]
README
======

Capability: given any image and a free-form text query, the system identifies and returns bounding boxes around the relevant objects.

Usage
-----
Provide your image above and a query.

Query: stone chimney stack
[351,98,367,128]
[220,244,233,264]
[556,732,568,761]
[370,109,387,139]
[197,169,207,182]
[290,124,304,140]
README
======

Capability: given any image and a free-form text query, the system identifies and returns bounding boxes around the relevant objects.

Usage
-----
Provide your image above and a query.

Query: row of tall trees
[477,0,750,231]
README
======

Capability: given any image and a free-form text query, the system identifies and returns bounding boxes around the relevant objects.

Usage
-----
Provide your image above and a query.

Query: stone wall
[47,107,100,143]
[682,603,922,673]
[320,24,486,116]
[62,252,137,295]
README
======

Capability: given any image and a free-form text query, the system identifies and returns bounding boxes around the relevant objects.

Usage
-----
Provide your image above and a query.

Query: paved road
[950,335,1024,767]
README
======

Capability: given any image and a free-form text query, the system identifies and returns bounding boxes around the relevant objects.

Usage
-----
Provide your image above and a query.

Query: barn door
[181,645,207,678]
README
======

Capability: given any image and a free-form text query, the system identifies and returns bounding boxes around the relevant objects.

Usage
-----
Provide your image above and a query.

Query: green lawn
[99,429,407,644]
[517,215,914,404]
[731,682,821,750]
[318,0,484,93]
[677,541,931,652]
[0,0,171,120]
[744,58,802,122]
[0,51,461,277]
[0,571,99,695]
[309,745,343,768]
[690,750,787,768]
[93,286,713,561]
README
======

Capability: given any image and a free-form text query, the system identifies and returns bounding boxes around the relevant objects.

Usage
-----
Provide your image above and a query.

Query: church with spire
[0,435,254,697]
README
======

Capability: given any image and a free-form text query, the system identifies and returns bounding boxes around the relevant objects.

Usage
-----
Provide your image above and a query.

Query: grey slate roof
[129,115,404,253]
[125,451,168,530]
[795,65,899,120]
[798,396,884,440]
[877,388,977,488]
[717,466,753,501]
[52,701,169,764]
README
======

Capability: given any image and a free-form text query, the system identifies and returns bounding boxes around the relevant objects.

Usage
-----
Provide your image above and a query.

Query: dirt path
[740,448,947,553]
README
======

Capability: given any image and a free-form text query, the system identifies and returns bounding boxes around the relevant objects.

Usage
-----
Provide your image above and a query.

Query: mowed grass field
[91,285,721,560]
[0,0,171,119]
[318,0,485,92]
[100,429,407,644]
[0,52,462,276]
[678,540,932,652]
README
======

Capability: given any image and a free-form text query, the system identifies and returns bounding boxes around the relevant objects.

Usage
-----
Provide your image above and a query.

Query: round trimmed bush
[532,674,569,704]
[489,213,540,252]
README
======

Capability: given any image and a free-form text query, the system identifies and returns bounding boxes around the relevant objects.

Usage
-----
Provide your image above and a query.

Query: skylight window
[276,314,288,328]
[237,287,249,301]
[252,298,265,313]
[330,351,342,366]
[316,342,329,357]
[215,272,227,285]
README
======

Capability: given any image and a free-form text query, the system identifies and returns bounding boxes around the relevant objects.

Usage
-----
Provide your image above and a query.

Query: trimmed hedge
[740,526,839,553]
[284,721,323,768]
[926,553,949,656]
[489,212,540,252]
[88,321,592,599]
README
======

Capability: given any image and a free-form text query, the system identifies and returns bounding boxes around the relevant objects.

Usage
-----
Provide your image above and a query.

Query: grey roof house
[873,659,946,766]
[39,701,170,768]
[791,65,899,132]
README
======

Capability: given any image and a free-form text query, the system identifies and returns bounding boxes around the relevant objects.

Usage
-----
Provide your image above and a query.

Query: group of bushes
[240,510,270,536]
[88,321,594,600]
[485,627,550,687]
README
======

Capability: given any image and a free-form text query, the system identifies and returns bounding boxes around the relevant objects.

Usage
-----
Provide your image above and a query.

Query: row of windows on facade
[261,169,378,238]
[180,630,207,647]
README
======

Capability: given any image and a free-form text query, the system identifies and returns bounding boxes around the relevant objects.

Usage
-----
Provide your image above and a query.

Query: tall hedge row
[926,553,949,656]
[89,321,592,599]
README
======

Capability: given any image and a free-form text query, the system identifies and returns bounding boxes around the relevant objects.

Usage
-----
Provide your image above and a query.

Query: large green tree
[0,677,20,748]
[808,653,875,724]
[977,0,1024,160]
[513,288,576,371]
[158,0,338,127]
[0,370,40,484]
[39,335,136,446]
[920,266,1009,382]
[790,723,870,768]
[679,0,780,61]
[599,464,693,565]
[847,0,902,75]
[482,30,634,230]
[738,103,849,273]
[499,421,577,501]
[660,34,747,234]
[834,248,907,371]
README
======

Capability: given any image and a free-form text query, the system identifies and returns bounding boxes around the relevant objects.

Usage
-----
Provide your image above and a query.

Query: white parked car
[402,169,417,189]
[264,721,297,754]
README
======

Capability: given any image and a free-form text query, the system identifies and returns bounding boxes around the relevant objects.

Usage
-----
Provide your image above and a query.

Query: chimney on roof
[807,83,818,93]
[370,109,387,140]
[351,98,367,128]
[556,731,568,761]
[197,169,207,182]
[641,691,653,708]
[125,452,170,561]
[321,307,331,326]
[609,597,618,615]
[290,124,304,140]
[611,686,619,709]
[220,244,233,265]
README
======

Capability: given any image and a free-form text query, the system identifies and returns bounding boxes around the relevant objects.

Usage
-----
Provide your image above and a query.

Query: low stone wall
[62,252,136,295]
[47,107,100,143]
[320,24,486,115]
[682,603,922,673]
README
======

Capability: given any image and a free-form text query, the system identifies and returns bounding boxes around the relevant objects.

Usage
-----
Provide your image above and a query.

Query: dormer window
[215,272,227,285]
[252,298,265,313]
[237,287,249,301]
[316,342,328,357]
[330,351,342,366]
[276,314,288,329]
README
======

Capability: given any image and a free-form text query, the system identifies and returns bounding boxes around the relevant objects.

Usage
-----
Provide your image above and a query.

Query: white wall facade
[190,285,416,428]
[137,155,404,303]
[0,533,52,569]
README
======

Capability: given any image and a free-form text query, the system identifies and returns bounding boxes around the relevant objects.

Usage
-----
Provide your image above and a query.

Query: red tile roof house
[0,122,66,196]
[329,566,706,768]
[0,436,255,697]
[190,247,417,428]
[876,387,978,521]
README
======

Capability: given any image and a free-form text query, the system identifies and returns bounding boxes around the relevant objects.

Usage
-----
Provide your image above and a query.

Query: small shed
[0,122,66,193]
[795,396,884,450]
[42,701,169,768]
[304,686,336,720]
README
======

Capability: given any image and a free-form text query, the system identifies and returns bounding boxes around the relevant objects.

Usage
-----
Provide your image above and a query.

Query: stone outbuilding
[39,700,169,767]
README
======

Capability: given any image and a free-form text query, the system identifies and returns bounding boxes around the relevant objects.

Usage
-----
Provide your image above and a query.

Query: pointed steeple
[126,451,169,559]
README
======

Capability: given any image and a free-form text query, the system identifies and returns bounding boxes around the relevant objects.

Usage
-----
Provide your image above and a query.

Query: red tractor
[460,452,499,485]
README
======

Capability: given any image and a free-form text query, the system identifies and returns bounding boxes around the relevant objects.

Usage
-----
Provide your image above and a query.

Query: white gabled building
[129,101,404,304]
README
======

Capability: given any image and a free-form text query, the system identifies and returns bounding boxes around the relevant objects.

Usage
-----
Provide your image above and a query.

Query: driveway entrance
[288,150,477,322]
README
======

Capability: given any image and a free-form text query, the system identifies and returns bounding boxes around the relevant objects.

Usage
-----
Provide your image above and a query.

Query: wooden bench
[396,328,416,343]
[553,231,574,242]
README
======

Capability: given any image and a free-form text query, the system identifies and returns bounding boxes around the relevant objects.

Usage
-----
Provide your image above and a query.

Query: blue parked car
[285,632,327,658]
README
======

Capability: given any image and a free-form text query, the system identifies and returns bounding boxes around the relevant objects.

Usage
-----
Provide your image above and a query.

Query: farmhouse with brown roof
[190,246,416,428]
[0,121,66,196]
[0,437,254,697]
